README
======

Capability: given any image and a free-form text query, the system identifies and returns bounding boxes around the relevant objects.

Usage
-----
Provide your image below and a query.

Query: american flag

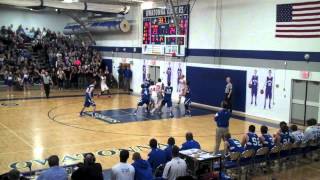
[276,0,320,38]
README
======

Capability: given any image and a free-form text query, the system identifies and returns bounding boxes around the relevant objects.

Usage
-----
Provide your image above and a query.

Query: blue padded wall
[187,66,247,112]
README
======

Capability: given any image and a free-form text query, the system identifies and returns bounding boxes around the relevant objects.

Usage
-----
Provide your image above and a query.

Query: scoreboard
[142,5,189,56]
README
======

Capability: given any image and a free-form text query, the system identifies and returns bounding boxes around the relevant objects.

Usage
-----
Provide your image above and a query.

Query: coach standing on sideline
[42,71,53,98]
[214,101,231,154]
[225,77,233,112]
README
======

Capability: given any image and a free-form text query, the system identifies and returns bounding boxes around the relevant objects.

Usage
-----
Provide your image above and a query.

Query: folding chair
[240,149,255,179]
[222,152,241,179]
[280,143,292,169]
[268,145,281,172]
[253,147,269,174]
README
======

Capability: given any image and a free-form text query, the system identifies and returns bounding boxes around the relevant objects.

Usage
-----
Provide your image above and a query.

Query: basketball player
[80,80,97,117]
[22,68,29,92]
[160,82,174,118]
[223,133,244,155]
[148,81,157,110]
[134,84,150,115]
[241,125,261,151]
[259,125,275,149]
[99,72,111,97]
[177,75,186,105]
[151,78,164,114]
[250,69,258,105]
[183,81,191,116]
[224,77,233,112]
[264,70,273,109]
[166,65,172,84]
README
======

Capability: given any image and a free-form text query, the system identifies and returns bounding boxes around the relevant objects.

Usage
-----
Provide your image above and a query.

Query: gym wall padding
[187,66,247,112]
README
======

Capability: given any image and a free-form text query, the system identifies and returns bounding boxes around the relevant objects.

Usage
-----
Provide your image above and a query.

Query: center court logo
[9,143,168,170]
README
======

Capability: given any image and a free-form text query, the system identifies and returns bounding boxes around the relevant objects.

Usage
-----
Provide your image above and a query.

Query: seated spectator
[303,118,320,143]
[275,125,293,145]
[223,132,244,155]
[1,169,28,180]
[111,149,135,180]
[37,155,68,180]
[241,125,261,151]
[164,137,175,161]
[147,138,167,172]
[131,152,153,180]
[259,125,275,149]
[71,153,103,180]
[290,124,304,144]
[162,146,187,180]
[181,132,201,150]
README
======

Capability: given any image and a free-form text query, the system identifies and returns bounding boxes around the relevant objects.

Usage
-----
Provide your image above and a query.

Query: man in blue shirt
[124,66,132,92]
[147,138,167,172]
[214,101,231,154]
[164,137,175,161]
[132,152,153,180]
[37,155,68,180]
[181,132,201,150]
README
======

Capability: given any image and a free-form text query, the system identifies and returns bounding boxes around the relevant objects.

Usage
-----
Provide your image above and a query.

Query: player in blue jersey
[80,80,97,117]
[275,125,294,145]
[264,70,273,109]
[223,133,244,155]
[249,69,258,105]
[134,84,151,115]
[183,81,191,116]
[242,125,261,151]
[259,125,275,149]
[160,82,174,118]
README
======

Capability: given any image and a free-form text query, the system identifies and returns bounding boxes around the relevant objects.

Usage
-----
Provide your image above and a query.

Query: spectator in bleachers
[275,125,293,145]
[181,132,201,150]
[241,125,261,151]
[131,152,153,180]
[162,145,187,180]
[259,125,275,149]
[303,118,320,143]
[290,124,304,144]
[71,153,103,180]
[223,132,244,155]
[164,137,175,161]
[111,149,135,180]
[147,138,167,172]
[37,155,68,180]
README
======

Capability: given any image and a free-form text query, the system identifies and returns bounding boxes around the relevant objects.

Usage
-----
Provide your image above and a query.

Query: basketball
[260,89,264,94]
[248,83,252,88]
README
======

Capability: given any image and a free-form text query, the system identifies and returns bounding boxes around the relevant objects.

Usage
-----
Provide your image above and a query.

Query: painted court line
[0,121,33,148]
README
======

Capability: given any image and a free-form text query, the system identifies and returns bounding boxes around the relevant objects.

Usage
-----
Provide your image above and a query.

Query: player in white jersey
[99,73,111,97]
[151,78,164,114]
[290,125,304,143]
[177,75,186,104]
[148,81,157,109]
[303,119,320,143]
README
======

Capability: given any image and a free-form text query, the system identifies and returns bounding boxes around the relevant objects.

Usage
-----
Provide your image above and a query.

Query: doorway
[148,66,160,83]
[291,80,320,125]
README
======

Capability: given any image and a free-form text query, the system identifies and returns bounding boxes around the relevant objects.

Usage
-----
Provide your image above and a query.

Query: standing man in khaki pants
[214,101,232,154]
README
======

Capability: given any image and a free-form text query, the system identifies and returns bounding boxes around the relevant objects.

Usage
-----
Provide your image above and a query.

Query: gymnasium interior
[0,0,319,179]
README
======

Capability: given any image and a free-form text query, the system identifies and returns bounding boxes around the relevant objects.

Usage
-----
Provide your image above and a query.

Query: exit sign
[301,71,310,79]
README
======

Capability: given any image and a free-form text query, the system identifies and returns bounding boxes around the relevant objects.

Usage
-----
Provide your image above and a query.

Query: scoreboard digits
[142,5,189,56]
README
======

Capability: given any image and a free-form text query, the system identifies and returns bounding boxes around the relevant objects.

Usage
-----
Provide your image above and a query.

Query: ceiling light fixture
[62,0,79,3]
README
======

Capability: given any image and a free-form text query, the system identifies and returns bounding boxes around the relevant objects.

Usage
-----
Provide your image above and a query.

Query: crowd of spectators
[0,24,113,91]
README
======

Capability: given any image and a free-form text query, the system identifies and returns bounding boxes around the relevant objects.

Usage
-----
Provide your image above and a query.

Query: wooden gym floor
[0,89,319,179]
